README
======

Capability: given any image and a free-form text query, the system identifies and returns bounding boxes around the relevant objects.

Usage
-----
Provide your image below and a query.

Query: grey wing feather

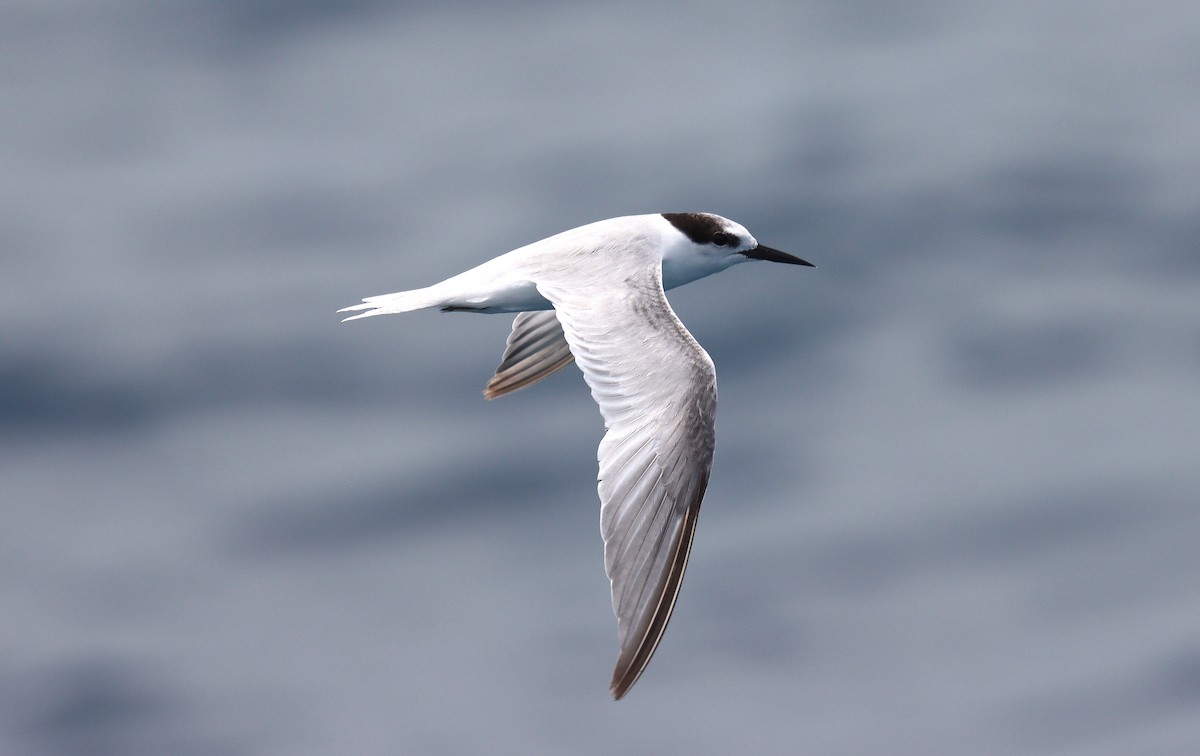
[536,272,716,700]
[484,311,575,399]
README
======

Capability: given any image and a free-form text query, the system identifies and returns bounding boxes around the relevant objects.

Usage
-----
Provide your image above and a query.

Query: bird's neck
[660,254,737,291]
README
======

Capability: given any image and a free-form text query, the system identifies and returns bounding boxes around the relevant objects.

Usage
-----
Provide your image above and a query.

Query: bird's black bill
[743,245,815,267]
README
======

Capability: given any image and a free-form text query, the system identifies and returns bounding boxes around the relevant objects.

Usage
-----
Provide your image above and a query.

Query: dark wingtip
[606,485,705,701]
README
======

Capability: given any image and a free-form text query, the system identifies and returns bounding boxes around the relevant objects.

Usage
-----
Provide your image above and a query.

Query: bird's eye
[711,232,734,247]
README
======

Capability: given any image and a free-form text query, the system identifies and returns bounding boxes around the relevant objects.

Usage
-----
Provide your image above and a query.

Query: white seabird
[340,212,813,698]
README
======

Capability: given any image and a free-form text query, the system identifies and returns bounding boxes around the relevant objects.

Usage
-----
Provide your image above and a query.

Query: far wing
[483,311,575,399]
[537,270,717,700]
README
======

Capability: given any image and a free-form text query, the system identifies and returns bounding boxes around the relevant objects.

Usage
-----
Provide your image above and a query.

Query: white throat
[660,239,743,290]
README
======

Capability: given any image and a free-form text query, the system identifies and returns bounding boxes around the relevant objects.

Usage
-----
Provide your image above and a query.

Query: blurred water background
[3,1,1199,753]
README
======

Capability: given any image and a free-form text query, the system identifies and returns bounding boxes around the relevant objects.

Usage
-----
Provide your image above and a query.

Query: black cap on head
[661,213,728,245]
[662,212,814,267]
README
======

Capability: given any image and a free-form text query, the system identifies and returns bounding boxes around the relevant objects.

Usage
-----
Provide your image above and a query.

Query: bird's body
[341,214,761,316]
[339,212,812,698]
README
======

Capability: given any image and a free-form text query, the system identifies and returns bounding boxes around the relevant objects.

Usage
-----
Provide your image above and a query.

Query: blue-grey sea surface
[3,2,1199,753]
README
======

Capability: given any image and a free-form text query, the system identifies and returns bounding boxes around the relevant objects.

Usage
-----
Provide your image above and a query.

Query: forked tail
[337,288,441,321]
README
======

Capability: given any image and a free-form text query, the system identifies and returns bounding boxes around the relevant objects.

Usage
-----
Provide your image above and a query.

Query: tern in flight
[340,212,813,698]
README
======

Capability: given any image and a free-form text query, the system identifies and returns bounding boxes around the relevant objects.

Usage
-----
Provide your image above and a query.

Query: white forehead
[719,217,752,241]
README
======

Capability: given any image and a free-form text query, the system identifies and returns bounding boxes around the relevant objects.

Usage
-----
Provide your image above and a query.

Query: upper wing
[484,311,575,399]
[537,269,716,700]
